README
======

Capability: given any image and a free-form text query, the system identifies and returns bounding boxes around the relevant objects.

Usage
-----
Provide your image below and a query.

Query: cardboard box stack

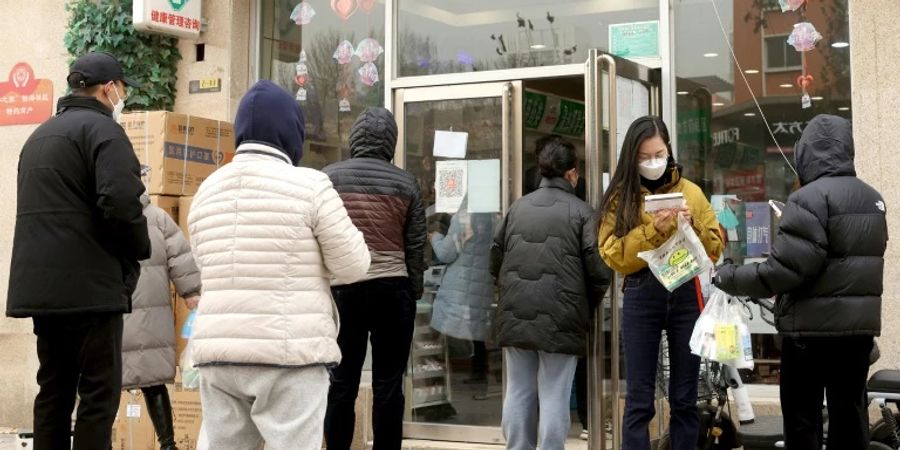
[114,112,232,449]
[113,377,203,450]
[119,111,235,196]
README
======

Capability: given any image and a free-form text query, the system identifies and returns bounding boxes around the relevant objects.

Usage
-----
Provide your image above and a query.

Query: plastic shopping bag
[638,215,713,291]
[180,310,200,390]
[690,288,754,369]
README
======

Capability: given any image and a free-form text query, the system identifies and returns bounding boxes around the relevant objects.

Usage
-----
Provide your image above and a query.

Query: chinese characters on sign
[150,10,200,31]
[0,62,54,126]
[770,121,806,135]
[133,0,202,39]
[745,202,771,258]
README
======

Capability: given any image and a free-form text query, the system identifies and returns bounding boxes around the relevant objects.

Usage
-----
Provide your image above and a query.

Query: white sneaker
[580,429,589,440]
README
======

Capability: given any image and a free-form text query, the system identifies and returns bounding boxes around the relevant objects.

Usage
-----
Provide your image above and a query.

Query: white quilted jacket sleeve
[313,177,371,284]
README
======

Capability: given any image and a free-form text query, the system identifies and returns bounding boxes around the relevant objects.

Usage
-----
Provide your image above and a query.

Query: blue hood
[235,80,305,165]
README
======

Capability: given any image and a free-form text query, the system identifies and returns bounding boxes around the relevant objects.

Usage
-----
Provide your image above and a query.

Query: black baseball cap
[66,52,141,89]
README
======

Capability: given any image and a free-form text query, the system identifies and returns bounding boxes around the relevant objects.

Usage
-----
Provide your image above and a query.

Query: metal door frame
[585,49,662,450]
[394,81,523,444]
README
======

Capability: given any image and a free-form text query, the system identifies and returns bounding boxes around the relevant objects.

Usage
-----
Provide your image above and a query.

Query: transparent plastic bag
[638,215,713,291]
[690,287,754,369]
[180,341,200,390]
[180,310,200,390]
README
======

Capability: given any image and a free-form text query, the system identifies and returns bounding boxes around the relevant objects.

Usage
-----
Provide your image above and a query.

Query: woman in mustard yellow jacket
[598,116,723,450]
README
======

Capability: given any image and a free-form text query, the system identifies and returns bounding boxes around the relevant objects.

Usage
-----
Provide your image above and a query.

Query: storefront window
[259,0,386,169]
[397,0,658,76]
[675,0,852,384]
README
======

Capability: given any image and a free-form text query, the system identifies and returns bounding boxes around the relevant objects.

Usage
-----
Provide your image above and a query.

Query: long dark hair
[599,116,674,238]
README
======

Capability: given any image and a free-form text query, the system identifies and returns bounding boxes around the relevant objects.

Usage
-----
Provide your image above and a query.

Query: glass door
[395,82,521,443]
[584,49,662,450]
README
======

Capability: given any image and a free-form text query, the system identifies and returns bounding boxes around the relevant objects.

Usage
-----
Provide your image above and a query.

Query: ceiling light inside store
[832,41,850,48]
[713,102,725,107]
[677,91,689,95]
[744,69,760,74]
[530,44,547,50]
[780,83,793,88]
[704,52,719,58]
[811,96,824,101]
[744,112,757,117]
[839,107,850,111]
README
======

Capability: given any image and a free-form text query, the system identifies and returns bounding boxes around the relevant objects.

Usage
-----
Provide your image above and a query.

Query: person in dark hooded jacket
[715,114,887,450]
[322,107,426,450]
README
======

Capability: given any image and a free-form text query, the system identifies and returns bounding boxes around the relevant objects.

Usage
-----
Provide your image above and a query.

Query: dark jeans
[32,313,123,450]
[781,335,873,450]
[622,271,701,450]
[325,277,416,450]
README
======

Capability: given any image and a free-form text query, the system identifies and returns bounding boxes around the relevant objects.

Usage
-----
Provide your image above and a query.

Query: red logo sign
[0,63,53,126]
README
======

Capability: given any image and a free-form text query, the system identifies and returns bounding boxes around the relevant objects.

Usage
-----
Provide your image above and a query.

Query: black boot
[141,385,178,450]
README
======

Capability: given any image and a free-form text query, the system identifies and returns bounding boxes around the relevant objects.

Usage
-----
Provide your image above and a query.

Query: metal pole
[598,53,620,450]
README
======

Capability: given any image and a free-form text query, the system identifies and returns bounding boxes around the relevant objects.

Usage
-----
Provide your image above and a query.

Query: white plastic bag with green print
[637,215,713,292]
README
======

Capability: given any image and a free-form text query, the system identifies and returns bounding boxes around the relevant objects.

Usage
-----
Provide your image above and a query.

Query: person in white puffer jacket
[187,80,371,450]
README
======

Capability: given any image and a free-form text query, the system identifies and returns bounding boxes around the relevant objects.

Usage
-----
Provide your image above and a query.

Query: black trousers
[32,313,123,450]
[325,278,416,450]
[781,335,873,450]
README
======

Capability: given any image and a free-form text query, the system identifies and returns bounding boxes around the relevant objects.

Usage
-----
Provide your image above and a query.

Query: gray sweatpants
[197,365,329,450]
[502,348,578,450]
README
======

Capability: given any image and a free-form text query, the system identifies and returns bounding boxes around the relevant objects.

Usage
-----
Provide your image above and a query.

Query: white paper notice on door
[435,160,468,213]
[433,130,468,159]
[467,159,501,213]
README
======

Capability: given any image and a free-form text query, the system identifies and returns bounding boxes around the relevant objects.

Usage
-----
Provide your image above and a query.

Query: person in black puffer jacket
[491,138,610,450]
[322,107,426,450]
[715,114,887,450]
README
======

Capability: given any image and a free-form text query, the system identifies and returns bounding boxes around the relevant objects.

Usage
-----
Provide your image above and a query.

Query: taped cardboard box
[113,390,158,450]
[149,195,180,224]
[178,196,194,242]
[119,112,235,196]
[170,380,202,450]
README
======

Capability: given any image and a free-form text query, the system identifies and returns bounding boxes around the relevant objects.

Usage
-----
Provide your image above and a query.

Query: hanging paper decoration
[290,2,316,25]
[358,62,380,86]
[296,88,308,102]
[331,0,358,21]
[778,0,806,12]
[299,49,308,63]
[787,22,822,52]
[339,98,352,112]
[333,40,355,64]
[355,38,384,63]
[359,0,377,13]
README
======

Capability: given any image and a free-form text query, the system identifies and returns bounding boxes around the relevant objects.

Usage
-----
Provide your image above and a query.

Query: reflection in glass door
[395,82,520,443]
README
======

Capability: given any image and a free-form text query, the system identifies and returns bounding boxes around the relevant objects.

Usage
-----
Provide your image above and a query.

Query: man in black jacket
[715,114,886,450]
[491,138,610,450]
[322,107,426,450]
[6,52,150,450]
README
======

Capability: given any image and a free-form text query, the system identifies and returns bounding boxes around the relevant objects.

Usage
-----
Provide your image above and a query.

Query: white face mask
[639,157,668,180]
[107,84,125,121]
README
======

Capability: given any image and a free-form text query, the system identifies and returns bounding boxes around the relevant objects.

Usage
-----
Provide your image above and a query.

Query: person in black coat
[491,138,610,450]
[6,52,149,450]
[715,114,887,450]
